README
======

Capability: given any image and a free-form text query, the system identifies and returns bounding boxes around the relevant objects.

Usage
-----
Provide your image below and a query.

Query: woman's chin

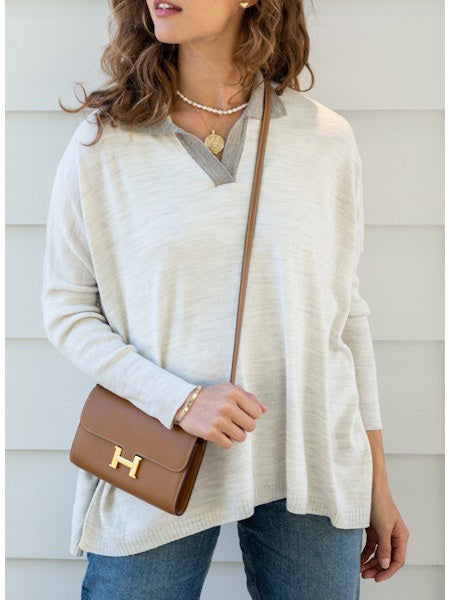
[154,29,186,44]
[152,18,189,44]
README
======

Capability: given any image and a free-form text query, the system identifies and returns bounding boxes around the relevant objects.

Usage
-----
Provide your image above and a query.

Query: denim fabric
[81,498,363,600]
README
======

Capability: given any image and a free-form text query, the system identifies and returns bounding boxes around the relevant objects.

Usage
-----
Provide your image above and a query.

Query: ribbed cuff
[342,315,383,430]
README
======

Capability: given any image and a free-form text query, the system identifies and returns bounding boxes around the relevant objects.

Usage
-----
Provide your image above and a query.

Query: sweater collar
[141,67,287,135]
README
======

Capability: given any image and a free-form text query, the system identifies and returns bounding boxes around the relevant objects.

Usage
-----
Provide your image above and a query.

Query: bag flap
[79,384,201,473]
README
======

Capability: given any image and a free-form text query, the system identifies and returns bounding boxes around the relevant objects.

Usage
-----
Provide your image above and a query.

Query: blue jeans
[81,498,363,599]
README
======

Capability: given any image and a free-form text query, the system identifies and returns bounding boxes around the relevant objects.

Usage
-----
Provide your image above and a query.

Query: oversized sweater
[41,68,383,558]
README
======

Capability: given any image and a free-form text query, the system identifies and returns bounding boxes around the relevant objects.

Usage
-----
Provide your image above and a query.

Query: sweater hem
[70,481,371,558]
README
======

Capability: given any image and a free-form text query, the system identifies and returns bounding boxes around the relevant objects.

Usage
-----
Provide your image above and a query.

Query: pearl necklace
[176,89,249,115]
[175,88,249,155]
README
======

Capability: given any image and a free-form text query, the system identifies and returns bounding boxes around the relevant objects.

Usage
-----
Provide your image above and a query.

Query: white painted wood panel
[306,0,443,110]
[5,225,444,340]
[6,0,108,112]
[374,341,444,454]
[6,560,444,600]
[6,0,443,111]
[6,110,444,226]
[6,339,92,450]
[5,451,444,566]
[6,111,83,225]
[343,110,444,226]
[361,227,444,341]
[6,338,444,454]
[7,559,90,600]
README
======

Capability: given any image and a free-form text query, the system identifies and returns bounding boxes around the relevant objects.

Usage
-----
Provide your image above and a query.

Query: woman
[41,0,410,597]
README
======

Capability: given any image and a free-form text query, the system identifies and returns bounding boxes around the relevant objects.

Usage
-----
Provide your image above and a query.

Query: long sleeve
[40,136,198,430]
[342,316,382,430]
[342,142,383,430]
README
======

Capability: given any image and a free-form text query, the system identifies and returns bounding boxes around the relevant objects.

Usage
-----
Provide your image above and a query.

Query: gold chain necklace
[177,87,250,155]
[192,106,225,155]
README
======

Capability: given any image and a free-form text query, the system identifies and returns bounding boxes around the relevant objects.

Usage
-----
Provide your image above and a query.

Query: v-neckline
[166,110,250,187]
[135,71,288,186]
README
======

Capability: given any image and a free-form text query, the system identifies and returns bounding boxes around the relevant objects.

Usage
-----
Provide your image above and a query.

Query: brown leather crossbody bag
[69,79,272,516]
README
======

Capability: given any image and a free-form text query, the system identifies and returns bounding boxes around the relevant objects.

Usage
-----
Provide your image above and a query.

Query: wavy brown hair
[60,0,315,145]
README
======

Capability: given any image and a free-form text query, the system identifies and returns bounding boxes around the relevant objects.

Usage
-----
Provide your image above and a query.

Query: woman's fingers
[360,520,410,582]
[376,526,392,569]
[360,556,379,575]
[373,524,409,582]
[234,385,266,419]
[220,418,248,443]
[360,526,377,565]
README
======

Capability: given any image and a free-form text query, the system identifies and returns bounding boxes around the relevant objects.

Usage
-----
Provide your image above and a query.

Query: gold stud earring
[239,1,249,7]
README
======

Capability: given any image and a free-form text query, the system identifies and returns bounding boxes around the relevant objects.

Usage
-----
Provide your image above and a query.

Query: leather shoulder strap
[230,79,272,383]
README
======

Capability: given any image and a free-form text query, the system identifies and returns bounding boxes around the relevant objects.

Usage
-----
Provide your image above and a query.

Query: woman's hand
[360,483,410,582]
[177,383,267,448]
[361,429,410,582]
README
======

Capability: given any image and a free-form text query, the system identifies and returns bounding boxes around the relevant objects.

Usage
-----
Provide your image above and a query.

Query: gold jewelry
[174,385,203,425]
[176,83,249,155]
[239,1,249,7]
[193,106,226,155]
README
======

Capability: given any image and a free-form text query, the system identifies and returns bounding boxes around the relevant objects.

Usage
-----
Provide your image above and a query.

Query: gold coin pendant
[204,131,225,155]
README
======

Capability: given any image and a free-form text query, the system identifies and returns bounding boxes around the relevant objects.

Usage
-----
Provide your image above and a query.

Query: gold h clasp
[109,445,143,479]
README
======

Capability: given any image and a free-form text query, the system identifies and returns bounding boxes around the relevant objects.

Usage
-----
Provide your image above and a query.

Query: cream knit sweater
[41,72,382,557]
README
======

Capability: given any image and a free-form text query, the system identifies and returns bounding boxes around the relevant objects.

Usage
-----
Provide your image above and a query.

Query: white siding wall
[6,0,444,597]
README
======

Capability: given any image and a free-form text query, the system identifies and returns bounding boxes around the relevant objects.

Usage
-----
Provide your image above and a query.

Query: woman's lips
[154,1,182,17]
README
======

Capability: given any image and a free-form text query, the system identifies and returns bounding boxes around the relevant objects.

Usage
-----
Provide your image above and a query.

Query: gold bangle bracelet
[174,385,203,425]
